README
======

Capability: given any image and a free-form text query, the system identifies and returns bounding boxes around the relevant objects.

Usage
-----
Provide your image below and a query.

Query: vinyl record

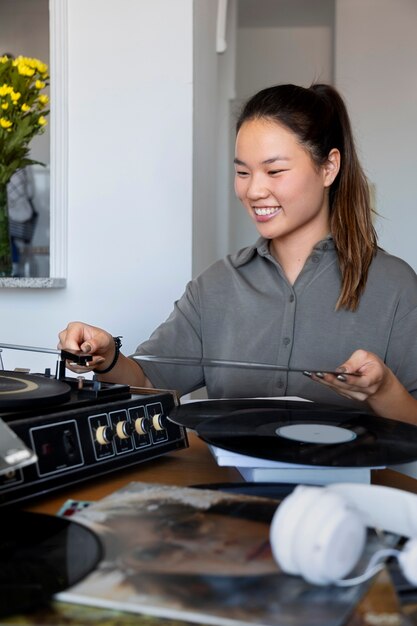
[193,481,296,500]
[168,398,356,431]
[195,405,417,467]
[0,371,71,410]
[0,510,102,617]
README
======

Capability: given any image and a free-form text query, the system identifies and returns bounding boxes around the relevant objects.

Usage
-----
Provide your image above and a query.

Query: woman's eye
[268,169,283,175]
[235,170,249,177]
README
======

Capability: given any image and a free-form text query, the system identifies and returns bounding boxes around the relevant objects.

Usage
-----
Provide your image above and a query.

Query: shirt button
[311,255,319,263]
[283,337,291,346]
[289,294,295,302]
[322,243,328,250]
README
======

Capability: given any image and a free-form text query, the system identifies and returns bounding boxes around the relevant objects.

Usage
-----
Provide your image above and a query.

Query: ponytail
[311,84,378,310]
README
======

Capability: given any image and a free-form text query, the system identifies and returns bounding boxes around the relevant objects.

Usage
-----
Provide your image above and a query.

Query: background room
[0,0,416,375]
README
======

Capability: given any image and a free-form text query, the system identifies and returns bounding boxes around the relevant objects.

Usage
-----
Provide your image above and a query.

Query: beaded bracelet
[94,336,123,374]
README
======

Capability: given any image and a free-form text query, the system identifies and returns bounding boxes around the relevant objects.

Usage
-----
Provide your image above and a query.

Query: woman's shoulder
[186,243,262,302]
[195,241,261,280]
[373,248,417,283]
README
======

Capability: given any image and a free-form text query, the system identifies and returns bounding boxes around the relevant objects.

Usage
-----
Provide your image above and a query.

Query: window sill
[0,277,66,288]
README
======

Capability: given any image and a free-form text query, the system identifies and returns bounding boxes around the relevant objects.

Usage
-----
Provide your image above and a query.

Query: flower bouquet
[0,55,49,276]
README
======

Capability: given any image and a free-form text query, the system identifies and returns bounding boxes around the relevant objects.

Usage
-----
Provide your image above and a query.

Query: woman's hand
[58,321,151,388]
[311,349,389,402]
[58,321,114,373]
[310,349,417,424]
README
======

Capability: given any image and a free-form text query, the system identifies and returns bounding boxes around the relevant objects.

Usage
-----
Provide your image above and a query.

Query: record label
[275,424,356,444]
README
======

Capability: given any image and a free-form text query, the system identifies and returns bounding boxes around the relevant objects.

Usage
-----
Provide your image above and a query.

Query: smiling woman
[58,81,417,427]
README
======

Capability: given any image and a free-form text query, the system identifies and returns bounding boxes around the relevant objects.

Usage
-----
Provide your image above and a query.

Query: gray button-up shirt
[134,237,417,408]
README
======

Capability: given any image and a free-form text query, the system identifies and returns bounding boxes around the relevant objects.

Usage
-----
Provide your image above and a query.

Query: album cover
[0,600,188,626]
[56,481,386,626]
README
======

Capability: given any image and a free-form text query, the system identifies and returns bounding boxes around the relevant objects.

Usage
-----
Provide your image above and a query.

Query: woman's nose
[246,175,269,200]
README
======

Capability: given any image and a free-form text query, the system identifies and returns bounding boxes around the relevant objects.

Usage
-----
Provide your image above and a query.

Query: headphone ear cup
[270,485,328,576]
[292,490,367,585]
[271,486,367,585]
[398,538,417,586]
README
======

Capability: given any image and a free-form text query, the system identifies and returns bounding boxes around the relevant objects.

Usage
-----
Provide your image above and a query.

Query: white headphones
[270,483,417,586]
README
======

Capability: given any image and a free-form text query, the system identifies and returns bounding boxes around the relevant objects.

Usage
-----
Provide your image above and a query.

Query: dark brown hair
[236,83,378,311]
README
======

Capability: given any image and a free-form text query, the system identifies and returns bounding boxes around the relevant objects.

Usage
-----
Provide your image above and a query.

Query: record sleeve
[56,481,395,626]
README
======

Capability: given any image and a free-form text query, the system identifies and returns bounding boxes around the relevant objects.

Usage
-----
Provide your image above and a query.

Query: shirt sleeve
[386,305,417,398]
[131,280,205,396]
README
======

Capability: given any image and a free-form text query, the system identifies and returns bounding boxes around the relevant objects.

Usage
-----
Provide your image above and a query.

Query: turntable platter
[0,371,71,411]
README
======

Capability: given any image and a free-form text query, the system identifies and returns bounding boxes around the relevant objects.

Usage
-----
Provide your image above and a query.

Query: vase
[0,183,12,277]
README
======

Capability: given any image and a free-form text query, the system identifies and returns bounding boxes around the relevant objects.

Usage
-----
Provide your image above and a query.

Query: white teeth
[254,207,280,216]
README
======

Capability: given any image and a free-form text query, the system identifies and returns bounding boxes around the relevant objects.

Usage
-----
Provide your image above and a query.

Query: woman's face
[234,118,339,250]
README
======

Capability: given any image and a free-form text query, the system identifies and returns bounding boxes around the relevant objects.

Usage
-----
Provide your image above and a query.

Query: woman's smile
[252,205,282,221]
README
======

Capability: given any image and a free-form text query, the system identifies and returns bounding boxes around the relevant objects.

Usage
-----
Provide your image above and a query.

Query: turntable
[0,345,188,506]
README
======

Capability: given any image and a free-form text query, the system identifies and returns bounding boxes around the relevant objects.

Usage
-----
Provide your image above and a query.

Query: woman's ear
[323,148,341,187]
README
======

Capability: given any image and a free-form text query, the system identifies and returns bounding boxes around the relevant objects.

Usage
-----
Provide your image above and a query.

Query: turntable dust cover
[56,481,382,626]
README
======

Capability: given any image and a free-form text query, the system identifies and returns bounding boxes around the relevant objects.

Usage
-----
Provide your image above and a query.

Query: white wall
[236,26,333,100]
[192,0,237,277]
[335,0,417,270]
[192,0,221,277]
[1,0,194,373]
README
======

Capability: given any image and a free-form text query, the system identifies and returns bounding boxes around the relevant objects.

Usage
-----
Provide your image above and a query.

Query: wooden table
[6,433,416,625]
[25,432,243,516]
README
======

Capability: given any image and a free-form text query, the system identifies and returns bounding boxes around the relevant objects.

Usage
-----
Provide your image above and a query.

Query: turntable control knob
[116,420,133,439]
[96,425,114,445]
[151,413,168,431]
[134,416,151,435]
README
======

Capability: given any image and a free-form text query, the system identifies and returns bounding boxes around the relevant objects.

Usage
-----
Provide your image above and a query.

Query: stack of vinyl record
[168,398,417,484]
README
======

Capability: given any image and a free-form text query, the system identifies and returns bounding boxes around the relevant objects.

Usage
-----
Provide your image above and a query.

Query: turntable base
[0,373,188,506]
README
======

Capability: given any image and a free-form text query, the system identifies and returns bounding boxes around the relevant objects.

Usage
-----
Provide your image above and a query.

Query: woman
[59,83,417,424]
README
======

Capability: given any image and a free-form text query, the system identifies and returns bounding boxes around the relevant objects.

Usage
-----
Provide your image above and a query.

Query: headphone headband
[327,483,417,538]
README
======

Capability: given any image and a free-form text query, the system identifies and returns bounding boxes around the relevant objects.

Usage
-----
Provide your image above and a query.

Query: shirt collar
[231,235,335,268]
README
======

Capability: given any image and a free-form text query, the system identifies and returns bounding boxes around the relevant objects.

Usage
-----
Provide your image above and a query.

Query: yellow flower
[16,62,35,77]
[14,56,48,76]
[10,91,21,103]
[38,94,49,106]
[0,53,49,185]
[34,60,48,75]
[0,84,12,97]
